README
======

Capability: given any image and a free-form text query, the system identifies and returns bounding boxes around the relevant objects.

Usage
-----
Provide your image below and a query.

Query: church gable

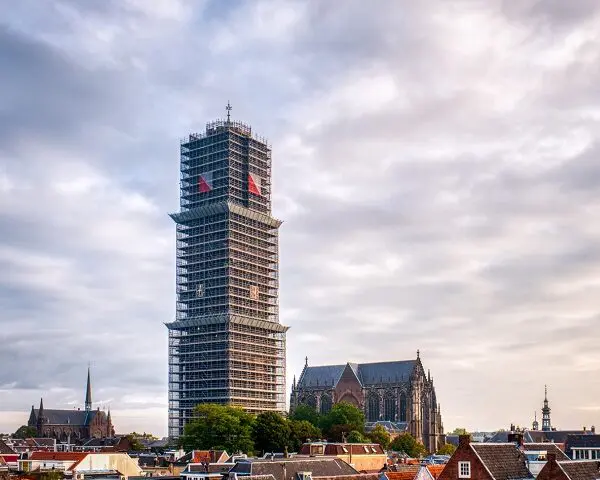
[334,363,364,407]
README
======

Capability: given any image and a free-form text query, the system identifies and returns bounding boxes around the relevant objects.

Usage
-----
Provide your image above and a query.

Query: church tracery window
[384,393,397,421]
[367,393,380,422]
[304,395,317,410]
[399,393,407,422]
[320,394,332,415]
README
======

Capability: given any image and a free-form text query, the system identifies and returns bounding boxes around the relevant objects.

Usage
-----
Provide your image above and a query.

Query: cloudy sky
[2,0,600,437]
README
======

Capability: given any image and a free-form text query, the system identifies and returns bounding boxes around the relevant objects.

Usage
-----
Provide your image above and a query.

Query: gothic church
[290,352,444,453]
[28,368,114,442]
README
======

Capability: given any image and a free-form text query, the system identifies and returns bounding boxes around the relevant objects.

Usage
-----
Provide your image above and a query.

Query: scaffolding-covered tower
[166,112,288,439]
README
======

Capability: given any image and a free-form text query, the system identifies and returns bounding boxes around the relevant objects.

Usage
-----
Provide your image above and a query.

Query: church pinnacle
[85,366,92,411]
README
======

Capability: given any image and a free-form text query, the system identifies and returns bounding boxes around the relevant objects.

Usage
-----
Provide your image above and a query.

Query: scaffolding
[166,118,288,439]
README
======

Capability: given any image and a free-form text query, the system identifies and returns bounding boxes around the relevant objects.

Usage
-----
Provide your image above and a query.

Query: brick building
[537,453,600,480]
[437,435,533,480]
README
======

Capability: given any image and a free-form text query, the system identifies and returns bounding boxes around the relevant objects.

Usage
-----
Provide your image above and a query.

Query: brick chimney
[592,426,596,434]
[547,453,556,463]
[459,435,471,447]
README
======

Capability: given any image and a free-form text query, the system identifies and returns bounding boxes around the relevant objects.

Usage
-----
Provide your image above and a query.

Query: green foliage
[320,402,365,440]
[180,404,255,454]
[39,471,62,480]
[252,411,291,454]
[451,428,468,435]
[346,430,368,443]
[436,443,457,455]
[13,425,37,439]
[290,404,321,426]
[125,434,146,451]
[389,433,428,458]
[289,420,322,451]
[368,424,391,449]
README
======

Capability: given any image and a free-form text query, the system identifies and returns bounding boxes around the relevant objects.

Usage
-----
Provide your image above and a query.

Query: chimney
[459,435,471,447]
[547,453,556,463]
[508,433,524,448]
[583,426,587,433]
[592,426,596,434]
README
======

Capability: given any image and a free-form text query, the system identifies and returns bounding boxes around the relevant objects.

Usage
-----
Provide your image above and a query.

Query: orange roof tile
[386,467,419,480]
[427,465,446,479]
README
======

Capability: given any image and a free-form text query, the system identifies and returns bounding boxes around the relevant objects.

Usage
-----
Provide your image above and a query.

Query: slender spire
[85,366,92,411]
[305,356,308,367]
[39,397,44,414]
[541,384,551,431]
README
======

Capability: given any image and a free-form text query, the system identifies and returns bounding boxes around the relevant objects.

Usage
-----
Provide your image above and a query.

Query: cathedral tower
[166,106,288,438]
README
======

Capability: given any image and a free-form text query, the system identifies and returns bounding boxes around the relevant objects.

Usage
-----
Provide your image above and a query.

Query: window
[458,461,471,479]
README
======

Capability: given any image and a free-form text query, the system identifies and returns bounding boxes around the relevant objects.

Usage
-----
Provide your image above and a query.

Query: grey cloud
[2,0,600,436]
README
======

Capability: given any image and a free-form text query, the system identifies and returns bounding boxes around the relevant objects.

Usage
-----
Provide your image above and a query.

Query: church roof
[298,360,416,388]
[34,408,100,426]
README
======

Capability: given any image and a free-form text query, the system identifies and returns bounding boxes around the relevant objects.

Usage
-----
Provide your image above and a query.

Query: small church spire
[85,366,92,411]
[541,384,552,432]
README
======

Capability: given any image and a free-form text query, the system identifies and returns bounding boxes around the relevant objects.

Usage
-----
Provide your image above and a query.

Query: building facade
[27,368,114,442]
[290,352,444,452]
[166,109,288,438]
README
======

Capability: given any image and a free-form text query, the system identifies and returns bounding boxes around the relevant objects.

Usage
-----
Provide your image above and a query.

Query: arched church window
[367,393,380,422]
[384,393,397,421]
[304,395,317,410]
[320,394,332,415]
[399,393,407,422]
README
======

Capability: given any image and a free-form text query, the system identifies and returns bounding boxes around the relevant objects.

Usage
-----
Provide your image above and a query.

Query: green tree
[125,434,146,451]
[13,425,37,439]
[252,411,291,454]
[290,404,321,426]
[436,443,457,455]
[451,428,468,435]
[368,424,391,449]
[180,404,255,454]
[289,420,321,451]
[321,402,365,441]
[389,433,428,458]
[346,430,368,443]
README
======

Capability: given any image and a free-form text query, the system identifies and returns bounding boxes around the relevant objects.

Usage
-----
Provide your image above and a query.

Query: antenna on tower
[226,101,232,123]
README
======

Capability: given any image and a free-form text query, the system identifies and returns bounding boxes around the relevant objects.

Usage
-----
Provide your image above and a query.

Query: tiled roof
[487,432,536,443]
[565,435,600,449]
[231,458,358,480]
[523,444,569,460]
[386,467,419,480]
[0,440,16,455]
[314,474,381,480]
[33,408,100,426]
[427,465,446,479]
[558,461,600,480]
[298,361,415,388]
[29,452,87,462]
[471,443,533,480]
[192,450,229,463]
